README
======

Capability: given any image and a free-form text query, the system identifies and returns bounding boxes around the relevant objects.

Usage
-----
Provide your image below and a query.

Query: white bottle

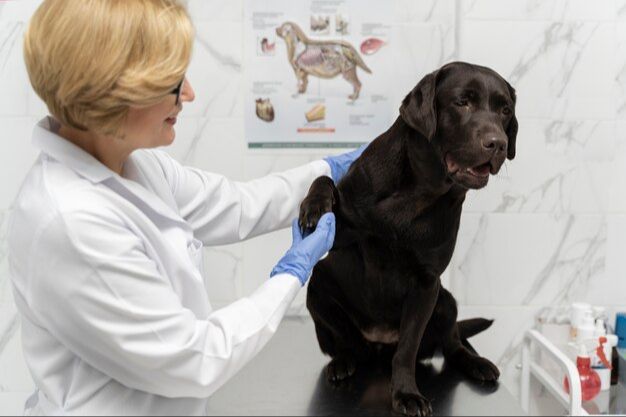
[591,320,608,368]
[594,319,606,338]
[576,311,596,344]
[571,302,592,340]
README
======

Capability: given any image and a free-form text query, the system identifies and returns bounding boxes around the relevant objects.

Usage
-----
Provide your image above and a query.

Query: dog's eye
[502,107,512,116]
[455,99,469,107]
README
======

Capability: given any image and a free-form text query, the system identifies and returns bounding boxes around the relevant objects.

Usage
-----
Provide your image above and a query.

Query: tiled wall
[1,0,625,414]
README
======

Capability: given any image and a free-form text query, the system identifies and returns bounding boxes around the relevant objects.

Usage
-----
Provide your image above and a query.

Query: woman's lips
[165,117,177,125]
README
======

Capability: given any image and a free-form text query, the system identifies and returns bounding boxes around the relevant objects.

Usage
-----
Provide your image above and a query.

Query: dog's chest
[361,325,400,344]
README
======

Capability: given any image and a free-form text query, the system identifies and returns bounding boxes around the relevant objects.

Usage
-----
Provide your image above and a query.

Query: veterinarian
[8,0,364,415]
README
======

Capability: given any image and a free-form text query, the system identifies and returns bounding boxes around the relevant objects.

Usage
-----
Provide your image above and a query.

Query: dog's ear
[505,81,518,160]
[399,69,441,141]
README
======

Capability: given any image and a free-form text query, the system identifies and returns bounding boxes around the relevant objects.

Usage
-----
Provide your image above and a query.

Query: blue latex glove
[270,212,336,286]
[323,143,368,183]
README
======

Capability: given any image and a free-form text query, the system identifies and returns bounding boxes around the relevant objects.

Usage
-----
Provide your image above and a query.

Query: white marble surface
[1,0,626,413]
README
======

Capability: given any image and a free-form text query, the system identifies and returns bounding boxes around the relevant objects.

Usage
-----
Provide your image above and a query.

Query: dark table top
[205,317,525,416]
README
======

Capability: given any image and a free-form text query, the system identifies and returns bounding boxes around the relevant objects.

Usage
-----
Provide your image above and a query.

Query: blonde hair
[24,0,194,136]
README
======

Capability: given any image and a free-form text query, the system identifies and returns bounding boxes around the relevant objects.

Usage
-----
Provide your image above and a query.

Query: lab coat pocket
[187,238,205,278]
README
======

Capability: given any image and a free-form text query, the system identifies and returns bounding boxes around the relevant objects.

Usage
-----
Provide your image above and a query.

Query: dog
[275,22,371,100]
[299,61,518,416]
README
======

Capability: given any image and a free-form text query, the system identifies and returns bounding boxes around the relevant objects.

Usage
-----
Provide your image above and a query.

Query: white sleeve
[29,210,301,399]
[150,150,332,246]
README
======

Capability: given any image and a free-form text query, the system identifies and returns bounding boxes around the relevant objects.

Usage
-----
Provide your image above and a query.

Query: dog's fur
[299,62,518,416]
[275,22,371,100]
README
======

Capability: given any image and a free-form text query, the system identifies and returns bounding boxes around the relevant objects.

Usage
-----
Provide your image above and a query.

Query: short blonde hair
[24,0,194,136]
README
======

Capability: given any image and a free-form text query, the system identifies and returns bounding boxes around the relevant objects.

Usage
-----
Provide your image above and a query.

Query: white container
[593,319,606,338]
[576,311,595,344]
[571,302,592,340]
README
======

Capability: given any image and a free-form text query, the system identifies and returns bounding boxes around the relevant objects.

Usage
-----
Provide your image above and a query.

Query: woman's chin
[159,125,176,146]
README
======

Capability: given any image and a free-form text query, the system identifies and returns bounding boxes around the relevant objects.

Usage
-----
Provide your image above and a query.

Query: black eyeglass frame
[171,78,185,105]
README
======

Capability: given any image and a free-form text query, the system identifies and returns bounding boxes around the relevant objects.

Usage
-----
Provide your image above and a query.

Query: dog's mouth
[445,154,495,189]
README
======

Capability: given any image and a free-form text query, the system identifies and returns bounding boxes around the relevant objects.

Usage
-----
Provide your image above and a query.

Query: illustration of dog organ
[261,38,275,54]
[360,38,385,55]
[305,103,326,122]
[255,98,275,122]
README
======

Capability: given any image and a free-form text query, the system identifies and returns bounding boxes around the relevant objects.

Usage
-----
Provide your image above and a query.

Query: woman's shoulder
[14,153,115,214]
[9,154,125,250]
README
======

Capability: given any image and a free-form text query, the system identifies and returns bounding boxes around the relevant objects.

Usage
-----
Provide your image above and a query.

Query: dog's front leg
[299,176,337,231]
[391,278,440,417]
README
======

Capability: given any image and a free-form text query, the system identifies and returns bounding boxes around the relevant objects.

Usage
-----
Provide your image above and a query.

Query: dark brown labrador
[299,61,518,416]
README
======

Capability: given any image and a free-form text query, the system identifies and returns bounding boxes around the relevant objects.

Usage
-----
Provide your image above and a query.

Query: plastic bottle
[564,345,601,401]
[592,336,613,391]
[575,311,596,344]
[570,303,592,340]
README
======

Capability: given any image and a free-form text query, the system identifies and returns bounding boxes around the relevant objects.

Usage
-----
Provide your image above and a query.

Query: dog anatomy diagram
[245,0,392,148]
[275,22,371,101]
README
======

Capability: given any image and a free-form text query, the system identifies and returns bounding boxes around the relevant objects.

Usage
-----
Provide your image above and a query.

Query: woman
[8,0,364,415]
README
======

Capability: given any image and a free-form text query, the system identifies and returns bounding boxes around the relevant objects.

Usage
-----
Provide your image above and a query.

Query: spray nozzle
[596,336,612,369]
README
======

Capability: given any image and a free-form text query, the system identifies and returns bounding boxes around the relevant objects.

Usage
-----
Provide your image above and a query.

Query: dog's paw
[452,352,500,382]
[392,390,432,416]
[325,357,356,384]
[299,195,334,234]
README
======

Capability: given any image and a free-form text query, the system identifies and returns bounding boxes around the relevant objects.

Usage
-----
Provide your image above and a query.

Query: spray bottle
[564,344,601,402]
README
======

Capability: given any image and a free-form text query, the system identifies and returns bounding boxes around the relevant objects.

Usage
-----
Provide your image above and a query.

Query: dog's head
[276,22,302,43]
[400,62,518,190]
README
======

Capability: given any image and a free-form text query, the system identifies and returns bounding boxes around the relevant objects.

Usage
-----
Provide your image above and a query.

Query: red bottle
[564,345,601,402]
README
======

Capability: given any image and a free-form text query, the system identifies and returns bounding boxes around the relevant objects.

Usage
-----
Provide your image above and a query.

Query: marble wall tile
[0,209,10,305]
[460,20,616,120]
[0,311,32,392]
[609,121,626,212]
[462,0,616,21]
[201,245,243,311]
[0,392,33,416]
[186,0,243,23]
[0,20,29,117]
[464,118,616,215]
[449,214,606,306]
[394,0,456,23]
[389,23,456,110]
[0,117,41,209]
[617,3,626,119]
[164,117,247,180]
[185,21,244,119]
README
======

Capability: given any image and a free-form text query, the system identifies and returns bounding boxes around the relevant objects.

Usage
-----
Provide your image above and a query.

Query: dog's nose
[481,135,507,153]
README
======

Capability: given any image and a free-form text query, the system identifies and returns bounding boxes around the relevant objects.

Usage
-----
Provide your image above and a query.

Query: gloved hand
[324,143,368,183]
[270,212,336,286]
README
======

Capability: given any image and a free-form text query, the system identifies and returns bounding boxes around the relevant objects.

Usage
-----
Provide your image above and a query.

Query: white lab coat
[8,117,331,416]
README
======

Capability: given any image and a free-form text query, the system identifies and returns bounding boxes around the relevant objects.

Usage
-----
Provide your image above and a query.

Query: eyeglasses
[171,78,185,105]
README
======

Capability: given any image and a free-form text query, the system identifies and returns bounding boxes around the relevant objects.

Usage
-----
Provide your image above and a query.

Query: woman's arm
[25,209,302,399]
[148,150,331,246]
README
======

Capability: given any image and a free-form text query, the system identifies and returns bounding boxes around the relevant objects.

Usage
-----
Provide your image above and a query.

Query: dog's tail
[458,318,494,340]
[341,45,372,74]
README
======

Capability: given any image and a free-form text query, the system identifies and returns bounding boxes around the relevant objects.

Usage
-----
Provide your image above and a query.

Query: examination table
[205,317,525,416]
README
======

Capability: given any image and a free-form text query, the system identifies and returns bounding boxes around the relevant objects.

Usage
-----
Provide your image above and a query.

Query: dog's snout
[481,135,507,153]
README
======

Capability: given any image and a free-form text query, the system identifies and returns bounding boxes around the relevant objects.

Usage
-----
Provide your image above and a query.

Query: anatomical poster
[244,0,393,148]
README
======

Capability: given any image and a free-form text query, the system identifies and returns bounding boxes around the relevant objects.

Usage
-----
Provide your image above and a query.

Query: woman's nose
[181,78,195,103]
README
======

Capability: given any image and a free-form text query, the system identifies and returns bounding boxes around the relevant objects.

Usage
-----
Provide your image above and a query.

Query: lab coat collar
[32,117,190,228]
[32,116,115,183]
